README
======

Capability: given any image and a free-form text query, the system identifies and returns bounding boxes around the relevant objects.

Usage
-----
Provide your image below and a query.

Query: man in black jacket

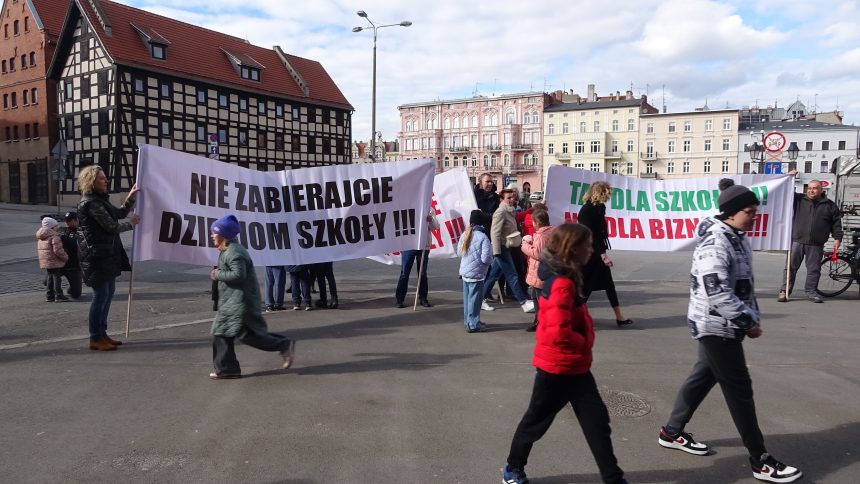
[473,173,500,222]
[779,179,843,303]
[59,211,83,299]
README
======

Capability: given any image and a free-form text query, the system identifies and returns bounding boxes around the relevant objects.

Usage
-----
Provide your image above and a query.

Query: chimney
[626,90,633,100]
[587,84,595,102]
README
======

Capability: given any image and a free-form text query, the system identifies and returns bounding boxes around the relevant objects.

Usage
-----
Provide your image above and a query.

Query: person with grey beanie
[656,182,802,483]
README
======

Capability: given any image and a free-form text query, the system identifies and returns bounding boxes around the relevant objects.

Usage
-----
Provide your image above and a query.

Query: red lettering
[629,218,644,239]
[685,218,699,238]
[430,192,442,215]
[649,219,665,239]
[429,227,443,249]
[564,211,578,223]
[606,216,618,237]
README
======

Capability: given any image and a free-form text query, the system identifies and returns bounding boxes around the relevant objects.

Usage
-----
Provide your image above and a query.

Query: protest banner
[132,144,436,266]
[369,168,478,264]
[544,165,794,251]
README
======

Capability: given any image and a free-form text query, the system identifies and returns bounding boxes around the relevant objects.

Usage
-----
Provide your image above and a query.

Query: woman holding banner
[76,166,139,351]
[577,182,633,328]
[209,215,296,379]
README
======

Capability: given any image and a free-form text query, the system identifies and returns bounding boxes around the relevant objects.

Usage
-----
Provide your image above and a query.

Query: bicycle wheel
[816,255,856,297]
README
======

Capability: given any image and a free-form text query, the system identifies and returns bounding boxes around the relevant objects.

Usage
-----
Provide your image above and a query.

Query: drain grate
[601,389,651,418]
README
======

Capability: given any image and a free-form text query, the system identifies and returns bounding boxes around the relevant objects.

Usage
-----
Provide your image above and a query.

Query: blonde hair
[583,181,611,205]
[77,165,103,195]
[459,227,475,255]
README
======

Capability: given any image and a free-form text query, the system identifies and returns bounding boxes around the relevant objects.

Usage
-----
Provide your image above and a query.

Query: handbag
[505,231,523,248]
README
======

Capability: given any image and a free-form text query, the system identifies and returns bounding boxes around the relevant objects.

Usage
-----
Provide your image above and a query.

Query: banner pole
[783,248,791,301]
[125,246,135,338]
[413,249,425,311]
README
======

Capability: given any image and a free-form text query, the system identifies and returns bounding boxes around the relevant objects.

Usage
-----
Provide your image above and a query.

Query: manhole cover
[601,389,651,418]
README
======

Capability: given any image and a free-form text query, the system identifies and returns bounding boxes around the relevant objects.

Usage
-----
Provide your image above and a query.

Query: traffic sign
[51,140,69,159]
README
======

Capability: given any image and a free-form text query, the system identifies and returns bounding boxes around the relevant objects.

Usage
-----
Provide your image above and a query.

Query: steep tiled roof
[70,0,351,109]
[29,0,71,36]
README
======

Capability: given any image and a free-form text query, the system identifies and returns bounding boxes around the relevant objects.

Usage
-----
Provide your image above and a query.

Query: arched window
[471,114,478,127]
[483,113,490,126]
[523,154,530,165]
[462,115,468,128]
[490,113,498,126]
[523,112,530,124]
[471,156,477,167]
[29,52,35,66]
[491,154,497,167]
[503,154,510,166]
[506,111,515,124]
[444,156,450,167]
[444,117,450,129]
[13,20,19,35]
[453,115,460,129]
[483,155,489,167]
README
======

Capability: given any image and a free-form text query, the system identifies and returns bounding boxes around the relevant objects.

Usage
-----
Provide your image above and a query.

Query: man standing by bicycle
[779,178,843,303]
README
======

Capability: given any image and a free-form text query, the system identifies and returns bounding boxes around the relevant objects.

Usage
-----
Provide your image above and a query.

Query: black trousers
[507,369,625,484]
[667,336,767,458]
[212,329,292,375]
[61,268,82,298]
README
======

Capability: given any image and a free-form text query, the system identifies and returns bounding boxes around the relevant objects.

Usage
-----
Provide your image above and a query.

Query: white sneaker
[520,300,535,313]
[481,301,495,311]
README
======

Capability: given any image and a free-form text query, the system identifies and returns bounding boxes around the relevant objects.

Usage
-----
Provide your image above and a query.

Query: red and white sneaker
[751,454,802,483]
[657,426,710,455]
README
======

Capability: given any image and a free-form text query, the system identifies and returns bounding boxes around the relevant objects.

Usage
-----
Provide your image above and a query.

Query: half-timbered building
[47,0,353,195]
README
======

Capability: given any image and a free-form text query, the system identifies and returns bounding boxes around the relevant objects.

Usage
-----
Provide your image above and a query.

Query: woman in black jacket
[77,165,139,351]
[577,181,632,327]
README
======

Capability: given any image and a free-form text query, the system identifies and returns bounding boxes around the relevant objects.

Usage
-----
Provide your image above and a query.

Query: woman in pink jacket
[37,217,69,302]
[520,209,553,332]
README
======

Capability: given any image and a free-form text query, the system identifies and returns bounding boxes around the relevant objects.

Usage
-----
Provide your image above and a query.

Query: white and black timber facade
[47,0,353,194]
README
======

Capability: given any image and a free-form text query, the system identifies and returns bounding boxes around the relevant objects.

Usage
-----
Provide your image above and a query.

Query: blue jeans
[290,268,312,305]
[463,280,484,331]
[483,249,529,303]
[264,266,286,307]
[89,277,116,341]
[395,249,429,303]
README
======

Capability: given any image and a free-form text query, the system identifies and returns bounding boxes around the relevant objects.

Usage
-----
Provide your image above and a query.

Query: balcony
[510,144,534,151]
[510,163,541,172]
[486,145,503,151]
[641,151,658,160]
[605,151,622,159]
[640,171,659,179]
[554,152,571,161]
[448,145,469,153]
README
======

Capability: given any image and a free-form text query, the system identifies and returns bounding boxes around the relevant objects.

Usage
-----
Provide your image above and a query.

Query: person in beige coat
[482,188,535,313]
[37,217,69,302]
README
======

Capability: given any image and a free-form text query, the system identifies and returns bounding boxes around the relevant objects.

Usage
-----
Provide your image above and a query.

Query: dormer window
[151,43,166,60]
[240,65,260,81]
[222,48,265,82]
[131,23,170,61]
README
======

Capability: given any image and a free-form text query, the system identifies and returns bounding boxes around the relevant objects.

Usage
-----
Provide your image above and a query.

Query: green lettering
[636,191,650,211]
[569,181,582,204]
[655,191,669,211]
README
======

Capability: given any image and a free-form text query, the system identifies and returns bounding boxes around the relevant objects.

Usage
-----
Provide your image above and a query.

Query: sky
[120,0,860,143]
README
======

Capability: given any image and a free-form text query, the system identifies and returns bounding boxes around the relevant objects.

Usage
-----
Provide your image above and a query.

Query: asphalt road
[2,248,859,483]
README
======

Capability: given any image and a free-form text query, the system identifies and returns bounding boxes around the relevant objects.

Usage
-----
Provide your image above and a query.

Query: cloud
[119,0,859,141]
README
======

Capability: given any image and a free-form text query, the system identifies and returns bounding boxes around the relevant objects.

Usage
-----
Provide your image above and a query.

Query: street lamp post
[353,11,411,162]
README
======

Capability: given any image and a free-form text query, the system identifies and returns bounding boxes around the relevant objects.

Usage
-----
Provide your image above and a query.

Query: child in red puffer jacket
[502,223,627,484]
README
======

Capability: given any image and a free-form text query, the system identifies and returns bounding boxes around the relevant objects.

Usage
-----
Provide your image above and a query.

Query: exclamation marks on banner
[394,209,417,236]
[747,213,769,237]
[445,216,466,246]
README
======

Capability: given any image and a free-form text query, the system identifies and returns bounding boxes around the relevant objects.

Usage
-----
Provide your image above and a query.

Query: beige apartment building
[639,109,739,179]
[542,86,657,181]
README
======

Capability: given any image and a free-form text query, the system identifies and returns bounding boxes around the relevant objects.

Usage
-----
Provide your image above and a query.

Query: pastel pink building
[398,92,551,193]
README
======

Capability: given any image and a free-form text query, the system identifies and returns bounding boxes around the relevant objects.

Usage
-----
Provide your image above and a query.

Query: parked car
[529,191,544,201]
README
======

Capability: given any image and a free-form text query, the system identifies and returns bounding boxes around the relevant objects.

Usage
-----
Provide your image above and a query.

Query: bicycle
[817,229,860,297]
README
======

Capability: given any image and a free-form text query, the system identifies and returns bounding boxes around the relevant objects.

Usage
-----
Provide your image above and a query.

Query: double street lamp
[352,10,411,161]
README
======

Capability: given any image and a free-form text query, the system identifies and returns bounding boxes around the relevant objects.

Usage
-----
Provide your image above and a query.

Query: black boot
[328,297,339,309]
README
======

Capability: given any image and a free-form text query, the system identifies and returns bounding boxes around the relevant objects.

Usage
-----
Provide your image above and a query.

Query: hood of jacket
[538,249,579,282]
[37,227,56,240]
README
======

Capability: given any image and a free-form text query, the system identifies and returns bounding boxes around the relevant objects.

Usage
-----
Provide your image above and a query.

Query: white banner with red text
[543,165,794,251]
[369,168,478,264]
[133,144,436,266]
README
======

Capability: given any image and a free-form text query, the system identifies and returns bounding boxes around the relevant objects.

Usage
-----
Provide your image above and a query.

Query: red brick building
[0,0,67,204]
